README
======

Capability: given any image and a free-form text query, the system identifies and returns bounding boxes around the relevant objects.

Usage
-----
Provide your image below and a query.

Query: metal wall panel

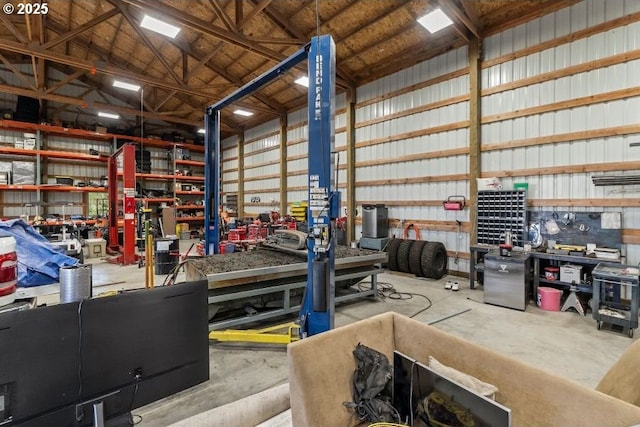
[481,0,640,264]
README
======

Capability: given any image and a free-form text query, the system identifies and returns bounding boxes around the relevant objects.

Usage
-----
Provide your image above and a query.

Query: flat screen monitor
[393,351,511,427]
[0,280,209,426]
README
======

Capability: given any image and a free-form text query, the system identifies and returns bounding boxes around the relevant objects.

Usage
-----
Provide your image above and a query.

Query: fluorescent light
[417,8,453,34]
[197,128,205,134]
[98,112,120,120]
[113,80,141,92]
[233,109,253,117]
[140,15,181,39]
[294,76,309,87]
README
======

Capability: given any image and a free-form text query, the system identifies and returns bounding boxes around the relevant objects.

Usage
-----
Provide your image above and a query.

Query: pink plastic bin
[537,287,561,311]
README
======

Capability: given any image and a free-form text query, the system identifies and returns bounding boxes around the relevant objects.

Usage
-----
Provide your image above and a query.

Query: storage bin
[537,287,562,311]
[85,238,106,258]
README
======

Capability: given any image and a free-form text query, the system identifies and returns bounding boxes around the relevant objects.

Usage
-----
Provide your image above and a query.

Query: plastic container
[537,287,562,311]
[544,266,559,281]
[225,243,236,254]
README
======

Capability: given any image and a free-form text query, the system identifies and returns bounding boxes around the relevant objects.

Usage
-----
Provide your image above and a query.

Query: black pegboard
[476,190,527,245]
[528,210,622,249]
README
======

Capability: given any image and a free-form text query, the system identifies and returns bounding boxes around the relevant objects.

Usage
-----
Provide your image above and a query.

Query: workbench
[470,244,620,299]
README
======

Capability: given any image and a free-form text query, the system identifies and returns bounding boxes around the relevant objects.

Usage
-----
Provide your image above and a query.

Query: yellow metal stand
[209,322,301,345]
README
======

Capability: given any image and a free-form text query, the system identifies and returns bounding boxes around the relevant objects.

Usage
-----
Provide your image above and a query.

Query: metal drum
[60,264,92,304]
[155,237,180,275]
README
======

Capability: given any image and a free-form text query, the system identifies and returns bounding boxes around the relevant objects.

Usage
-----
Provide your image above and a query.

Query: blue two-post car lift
[204,35,340,337]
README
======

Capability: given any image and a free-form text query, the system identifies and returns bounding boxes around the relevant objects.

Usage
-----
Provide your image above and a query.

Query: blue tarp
[0,219,78,287]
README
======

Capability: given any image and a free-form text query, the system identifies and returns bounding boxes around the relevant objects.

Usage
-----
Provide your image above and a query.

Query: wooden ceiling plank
[0,15,29,44]
[182,50,188,83]
[115,2,184,85]
[260,2,305,40]
[23,13,39,89]
[436,0,480,39]
[0,52,37,90]
[42,8,120,50]
[208,0,236,32]
[45,69,86,94]
[118,0,289,64]
[237,0,273,31]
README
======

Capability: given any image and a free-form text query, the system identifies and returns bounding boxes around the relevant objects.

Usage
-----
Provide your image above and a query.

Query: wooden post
[237,131,245,220]
[346,87,357,243]
[469,36,481,245]
[280,114,288,215]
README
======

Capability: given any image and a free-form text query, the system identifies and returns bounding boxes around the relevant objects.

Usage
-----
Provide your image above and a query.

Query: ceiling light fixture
[233,109,253,117]
[294,76,309,87]
[98,112,120,120]
[417,8,453,34]
[113,80,141,92]
[140,15,181,39]
[197,128,205,134]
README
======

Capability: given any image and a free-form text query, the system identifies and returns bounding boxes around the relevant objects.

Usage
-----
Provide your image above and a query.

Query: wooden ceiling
[0,0,578,137]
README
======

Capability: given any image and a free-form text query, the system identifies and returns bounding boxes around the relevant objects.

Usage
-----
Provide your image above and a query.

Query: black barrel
[154,237,180,275]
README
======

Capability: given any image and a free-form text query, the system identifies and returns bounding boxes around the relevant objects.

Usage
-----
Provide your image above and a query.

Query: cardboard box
[560,264,582,284]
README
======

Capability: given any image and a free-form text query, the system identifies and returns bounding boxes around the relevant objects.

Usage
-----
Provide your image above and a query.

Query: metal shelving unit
[476,189,527,245]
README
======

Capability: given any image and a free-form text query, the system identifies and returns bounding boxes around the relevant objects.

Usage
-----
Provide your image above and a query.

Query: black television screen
[0,280,209,427]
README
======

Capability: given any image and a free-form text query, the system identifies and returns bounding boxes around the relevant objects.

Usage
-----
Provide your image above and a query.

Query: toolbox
[560,264,582,284]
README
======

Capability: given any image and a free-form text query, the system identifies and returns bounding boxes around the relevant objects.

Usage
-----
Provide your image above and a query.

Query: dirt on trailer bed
[185,246,381,276]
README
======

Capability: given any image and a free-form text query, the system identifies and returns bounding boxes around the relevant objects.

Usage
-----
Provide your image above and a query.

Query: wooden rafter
[436,0,480,39]
[45,69,86,94]
[118,0,291,64]
[236,0,243,28]
[0,15,29,44]
[236,0,272,31]
[0,52,36,90]
[208,0,235,32]
[115,2,183,85]
[43,8,120,50]
[106,14,124,59]
[459,0,481,31]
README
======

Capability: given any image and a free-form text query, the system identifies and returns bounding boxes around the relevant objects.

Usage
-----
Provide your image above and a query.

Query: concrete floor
[32,241,638,426]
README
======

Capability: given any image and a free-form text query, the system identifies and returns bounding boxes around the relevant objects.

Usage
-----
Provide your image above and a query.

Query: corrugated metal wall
[218,0,640,269]
[482,0,640,264]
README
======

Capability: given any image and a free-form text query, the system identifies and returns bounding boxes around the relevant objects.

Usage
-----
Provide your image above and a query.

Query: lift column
[300,36,338,336]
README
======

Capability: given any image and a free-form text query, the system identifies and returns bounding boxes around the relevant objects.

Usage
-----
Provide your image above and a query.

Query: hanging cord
[454,219,461,266]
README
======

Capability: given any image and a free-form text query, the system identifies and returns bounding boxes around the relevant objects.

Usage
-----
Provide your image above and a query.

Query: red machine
[107,144,137,265]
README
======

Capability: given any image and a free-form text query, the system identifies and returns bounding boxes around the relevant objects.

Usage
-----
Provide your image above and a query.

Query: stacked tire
[385,238,447,279]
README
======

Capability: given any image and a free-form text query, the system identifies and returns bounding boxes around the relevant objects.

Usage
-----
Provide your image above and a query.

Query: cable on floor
[356,281,433,319]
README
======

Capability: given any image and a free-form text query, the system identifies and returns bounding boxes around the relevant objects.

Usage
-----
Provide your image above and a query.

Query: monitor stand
[92,401,132,427]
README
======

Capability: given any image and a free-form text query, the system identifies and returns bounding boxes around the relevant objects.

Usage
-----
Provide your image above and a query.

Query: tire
[420,242,448,279]
[408,240,427,276]
[386,238,403,271]
[397,240,415,273]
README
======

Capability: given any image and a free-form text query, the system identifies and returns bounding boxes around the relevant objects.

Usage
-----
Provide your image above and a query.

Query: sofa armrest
[597,337,640,406]
[288,312,396,427]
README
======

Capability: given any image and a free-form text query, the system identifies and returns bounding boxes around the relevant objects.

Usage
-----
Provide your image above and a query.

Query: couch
[288,312,640,427]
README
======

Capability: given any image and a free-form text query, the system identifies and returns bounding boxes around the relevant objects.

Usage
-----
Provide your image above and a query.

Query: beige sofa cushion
[597,337,640,406]
[288,312,640,427]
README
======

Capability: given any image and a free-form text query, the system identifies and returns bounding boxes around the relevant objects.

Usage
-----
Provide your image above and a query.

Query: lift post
[204,36,337,337]
[107,144,137,265]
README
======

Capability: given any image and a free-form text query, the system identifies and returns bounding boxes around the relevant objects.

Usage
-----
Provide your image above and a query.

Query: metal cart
[592,263,640,338]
